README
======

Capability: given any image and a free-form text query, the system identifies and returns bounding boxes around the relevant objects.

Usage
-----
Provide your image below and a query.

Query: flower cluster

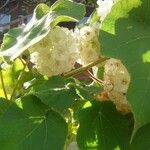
[103,58,131,114]
[28,25,101,77]
[97,0,116,21]
[76,26,100,65]
[28,26,78,77]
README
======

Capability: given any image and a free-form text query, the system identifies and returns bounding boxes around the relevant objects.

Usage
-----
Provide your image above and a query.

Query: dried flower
[103,58,131,114]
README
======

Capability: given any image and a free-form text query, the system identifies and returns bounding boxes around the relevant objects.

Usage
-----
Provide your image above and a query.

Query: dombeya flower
[76,26,100,65]
[28,26,78,77]
[103,58,131,114]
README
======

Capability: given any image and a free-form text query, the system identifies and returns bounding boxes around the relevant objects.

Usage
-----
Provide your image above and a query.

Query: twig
[87,70,103,85]
[19,57,26,67]
[0,71,8,100]
[63,57,108,78]
[0,0,10,11]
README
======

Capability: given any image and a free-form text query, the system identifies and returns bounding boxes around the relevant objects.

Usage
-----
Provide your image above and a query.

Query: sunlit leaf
[0,59,24,98]
[0,1,85,62]
[100,0,150,135]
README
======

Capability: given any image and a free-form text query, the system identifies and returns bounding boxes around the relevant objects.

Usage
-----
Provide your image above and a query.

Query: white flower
[103,58,131,113]
[76,26,100,65]
[104,58,130,93]
[97,0,116,21]
[28,26,78,77]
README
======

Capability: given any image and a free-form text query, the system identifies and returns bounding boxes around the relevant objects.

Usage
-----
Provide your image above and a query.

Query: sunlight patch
[114,145,121,150]
[82,101,92,109]
[142,51,150,63]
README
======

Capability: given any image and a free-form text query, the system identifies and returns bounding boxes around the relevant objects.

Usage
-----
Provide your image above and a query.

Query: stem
[64,109,77,150]
[10,64,26,101]
[87,70,104,85]
[63,57,108,77]
[0,71,8,100]
[19,57,26,67]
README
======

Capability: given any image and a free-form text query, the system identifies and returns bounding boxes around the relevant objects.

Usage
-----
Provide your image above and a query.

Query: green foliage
[0,59,24,98]
[51,0,85,21]
[0,1,85,62]
[30,76,78,110]
[75,83,101,101]
[0,0,150,149]
[131,123,150,150]
[100,0,150,134]
[0,96,68,150]
[77,101,130,150]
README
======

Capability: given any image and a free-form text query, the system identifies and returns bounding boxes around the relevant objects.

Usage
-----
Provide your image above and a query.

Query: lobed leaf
[30,76,78,110]
[77,101,130,150]
[100,0,150,135]
[0,95,67,150]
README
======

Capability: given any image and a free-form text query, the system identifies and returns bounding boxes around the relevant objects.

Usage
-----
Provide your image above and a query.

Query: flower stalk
[10,62,27,101]
[0,71,8,100]
[63,57,108,77]
[87,70,104,85]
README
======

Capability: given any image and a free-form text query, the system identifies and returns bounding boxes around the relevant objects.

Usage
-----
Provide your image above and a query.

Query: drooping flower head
[76,25,100,65]
[103,58,131,114]
[28,26,78,77]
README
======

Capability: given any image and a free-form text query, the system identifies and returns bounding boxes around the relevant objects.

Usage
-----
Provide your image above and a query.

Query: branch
[87,70,103,85]
[63,57,108,77]
[0,0,10,11]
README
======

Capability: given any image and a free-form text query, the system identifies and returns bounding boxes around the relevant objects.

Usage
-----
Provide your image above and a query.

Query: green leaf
[100,0,150,133]
[0,59,24,98]
[0,1,85,62]
[75,84,101,101]
[0,95,68,150]
[30,76,78,110]
[77,101,130,150]
[51,0,85,21]
[88,10,101,25]
[131,123,150,150]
